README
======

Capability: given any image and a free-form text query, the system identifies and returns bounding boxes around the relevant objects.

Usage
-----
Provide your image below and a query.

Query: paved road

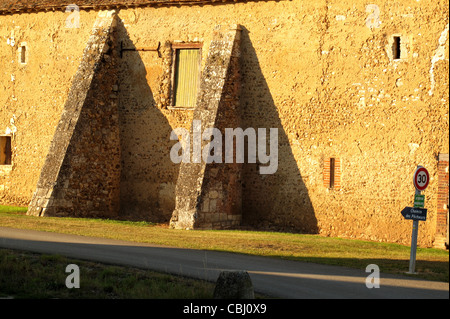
[0,227,448,299]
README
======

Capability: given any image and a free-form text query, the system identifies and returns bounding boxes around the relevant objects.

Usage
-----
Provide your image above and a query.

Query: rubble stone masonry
[0,0,448,247]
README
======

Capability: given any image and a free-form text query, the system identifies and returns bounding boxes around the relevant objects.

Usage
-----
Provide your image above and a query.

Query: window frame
[169,42,203,109]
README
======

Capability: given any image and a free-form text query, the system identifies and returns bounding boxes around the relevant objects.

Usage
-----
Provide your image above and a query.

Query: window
[171,43,202,108]
[0,136,12,165]
[324,157,340,190]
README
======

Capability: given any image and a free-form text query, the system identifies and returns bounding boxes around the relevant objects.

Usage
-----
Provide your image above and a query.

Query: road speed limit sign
[413,166,429,192]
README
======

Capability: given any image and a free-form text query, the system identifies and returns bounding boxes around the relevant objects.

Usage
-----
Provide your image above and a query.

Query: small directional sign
[413,194,425,208]
[401,207,427,221]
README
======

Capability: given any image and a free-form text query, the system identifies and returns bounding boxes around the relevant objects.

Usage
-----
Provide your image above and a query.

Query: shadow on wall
[113,19,316,232]
[239,26,318,234]
[115,18,178,222]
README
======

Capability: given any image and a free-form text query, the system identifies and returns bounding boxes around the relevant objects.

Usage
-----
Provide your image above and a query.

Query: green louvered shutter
[174,49,200,108]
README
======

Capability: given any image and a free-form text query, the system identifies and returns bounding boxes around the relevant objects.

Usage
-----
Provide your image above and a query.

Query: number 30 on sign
[413,166,429,192]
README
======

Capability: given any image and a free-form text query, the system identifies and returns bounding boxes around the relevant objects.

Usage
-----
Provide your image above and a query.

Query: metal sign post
[408,189,421,274]
[405,166,430,274]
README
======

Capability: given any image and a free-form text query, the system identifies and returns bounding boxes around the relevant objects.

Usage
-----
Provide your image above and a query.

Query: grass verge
[0,207,448,283]
[0,248,214,299]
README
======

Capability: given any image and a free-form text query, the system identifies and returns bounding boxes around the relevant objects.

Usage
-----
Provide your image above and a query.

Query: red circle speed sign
[413,166,429,191]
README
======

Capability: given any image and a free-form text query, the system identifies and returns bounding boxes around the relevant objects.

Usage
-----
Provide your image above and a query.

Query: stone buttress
[170,25,242,229]
[27,11,121,218]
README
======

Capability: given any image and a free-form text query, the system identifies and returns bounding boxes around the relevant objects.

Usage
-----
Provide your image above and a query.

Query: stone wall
[0,0,448,246]
[0,10,99,205]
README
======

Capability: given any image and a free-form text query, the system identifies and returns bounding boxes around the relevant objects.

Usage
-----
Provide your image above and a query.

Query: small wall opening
[18,42,27,65]
[392,36,401,60]
[20,45,26,63]
[329,157,336,188]
[387,35,408,61]
[0,136,12,165]
[324,157,341,190]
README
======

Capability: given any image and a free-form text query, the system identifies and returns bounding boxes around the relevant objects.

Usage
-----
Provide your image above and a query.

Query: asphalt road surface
[0,227,448,299]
